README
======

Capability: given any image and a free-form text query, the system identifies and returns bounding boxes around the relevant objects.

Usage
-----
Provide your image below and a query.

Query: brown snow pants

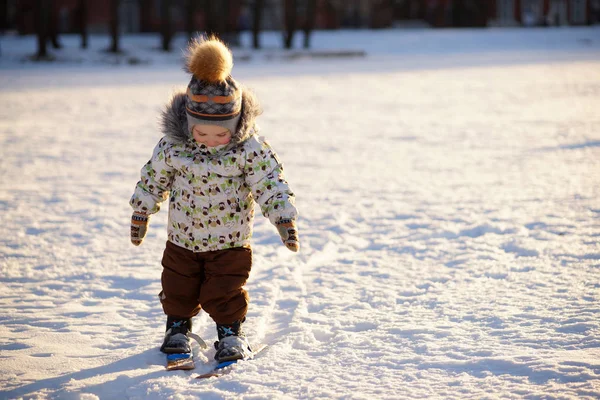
[159,241,252,325]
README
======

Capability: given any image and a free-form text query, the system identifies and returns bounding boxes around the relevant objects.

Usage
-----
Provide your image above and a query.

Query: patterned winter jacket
[130,91,298,252]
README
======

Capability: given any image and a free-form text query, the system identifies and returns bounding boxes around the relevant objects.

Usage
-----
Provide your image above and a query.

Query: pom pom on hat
[183,35,242,138]
[185,36,233,83]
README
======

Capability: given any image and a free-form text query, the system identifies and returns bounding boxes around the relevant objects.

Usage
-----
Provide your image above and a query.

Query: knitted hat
[184,36,242,136]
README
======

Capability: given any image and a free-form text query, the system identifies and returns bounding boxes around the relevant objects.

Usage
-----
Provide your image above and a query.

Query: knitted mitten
[131,212,149,246]
[276,218,299,252]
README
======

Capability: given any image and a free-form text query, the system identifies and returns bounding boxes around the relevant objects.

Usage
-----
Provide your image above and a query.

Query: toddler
[129,37,299,362]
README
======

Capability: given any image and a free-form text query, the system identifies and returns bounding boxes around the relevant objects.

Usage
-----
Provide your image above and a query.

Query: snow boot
[160,316,192,354]
[214,319,253,362]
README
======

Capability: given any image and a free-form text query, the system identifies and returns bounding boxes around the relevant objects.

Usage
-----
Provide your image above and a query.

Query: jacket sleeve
[130,137,176,215]
[244,136,298,225]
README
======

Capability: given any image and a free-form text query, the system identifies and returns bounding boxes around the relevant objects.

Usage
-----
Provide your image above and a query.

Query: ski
[195,343,268,379]
[166,352,195,371]
[165,333,208,371]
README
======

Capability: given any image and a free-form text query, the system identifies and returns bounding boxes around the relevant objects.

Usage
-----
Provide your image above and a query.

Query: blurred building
[2,0,596,35]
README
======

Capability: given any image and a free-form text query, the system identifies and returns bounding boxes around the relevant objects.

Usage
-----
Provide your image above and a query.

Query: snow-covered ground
[1,28,600,399]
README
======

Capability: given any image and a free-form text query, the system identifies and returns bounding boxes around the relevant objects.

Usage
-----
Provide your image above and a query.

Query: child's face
[192,125,232,147]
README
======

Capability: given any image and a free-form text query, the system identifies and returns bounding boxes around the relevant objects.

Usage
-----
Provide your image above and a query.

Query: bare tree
[205,0,222,38]
[161,0,173,51]
[77,0,88,49]
[222,0,241,47]
[0,0,8,32]
[185,0,198,42]
[322,0,339,29]
[34,0,50,59]
[353,0,362,28]
[203,0,239,45]
[283,0,296,49]
[252,0,264,49]
[109,0,121,53]
[47,1,61,49]
[303,0,316,49]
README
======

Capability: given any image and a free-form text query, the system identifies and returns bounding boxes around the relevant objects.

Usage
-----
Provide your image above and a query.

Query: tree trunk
[47,0,61,49]
[161,0,172,51]
[221,0,231,44]
[349,0,360,28]
[303,0,316,49]
[0,0,8,32]
[205,0,220,38]
[252,0,263,49]
[223,0,241,47]
[77,0,88,49]
[325,0,339,28]
[109,0,120,53]
[185,0,197,42]
[283,0,296,49]
[139,0,152,32]
[35,0,49,59]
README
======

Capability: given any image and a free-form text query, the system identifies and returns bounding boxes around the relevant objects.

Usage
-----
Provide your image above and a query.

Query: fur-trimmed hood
[160,87,262,147]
